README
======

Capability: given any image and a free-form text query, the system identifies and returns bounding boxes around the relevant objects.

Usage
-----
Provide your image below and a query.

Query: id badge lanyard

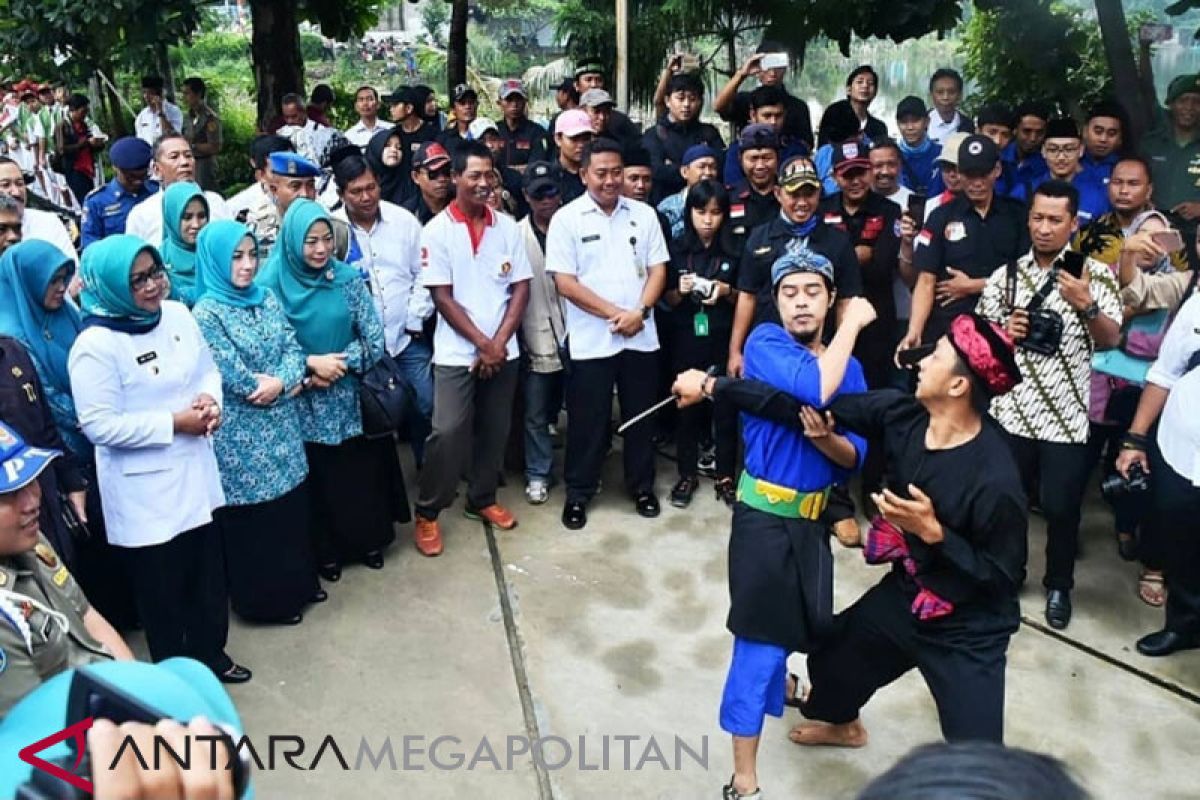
[687,253,709,337]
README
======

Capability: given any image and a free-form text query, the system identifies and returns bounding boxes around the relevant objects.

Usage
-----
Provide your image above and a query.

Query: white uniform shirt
[134,101,184,147]
[125,188,230,246]
[334,200,432,357]
[225,181,267,221]
[68,301,225,547]
[345,119,386,149]
[22,207,78,265]
[1150,294,1200,485]
[544,193,669,361]
[928,109,968,146]
[420,204,532,368]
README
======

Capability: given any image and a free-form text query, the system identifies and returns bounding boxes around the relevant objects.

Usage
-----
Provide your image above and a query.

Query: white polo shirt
[420,203,532,368]
[544,192,669,361]
[1150,294,1200,485]
[334,200,432,357]
[345,119,386,149]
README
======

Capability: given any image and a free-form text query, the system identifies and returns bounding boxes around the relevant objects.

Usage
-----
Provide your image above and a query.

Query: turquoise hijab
[0,240,83,392]
[256,199,358,354]
[195,221,266,309]
[160,181,208,305]
[79,235,164,334]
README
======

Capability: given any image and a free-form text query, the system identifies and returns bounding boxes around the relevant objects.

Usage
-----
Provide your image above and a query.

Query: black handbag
[356,332,415,439]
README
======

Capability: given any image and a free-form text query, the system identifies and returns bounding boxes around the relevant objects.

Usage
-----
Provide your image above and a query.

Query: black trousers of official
[565,350,658,504]
[669,328,736,480]
[1004,433,1093,591]
[802,575,1009,743]
[1150,445,1200,635]
[121,521,232,674]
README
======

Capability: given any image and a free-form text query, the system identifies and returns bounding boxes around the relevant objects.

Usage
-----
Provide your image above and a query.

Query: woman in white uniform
[68,235,251,684]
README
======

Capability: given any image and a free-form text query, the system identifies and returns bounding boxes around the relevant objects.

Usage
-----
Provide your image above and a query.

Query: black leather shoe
[218,664,253,684]
[282,613,303,626]
[562,501,588,530]
[1045,590,1072,630]
[318,563,341,582]
[310,588,328,603]
[1136,629,1200,657]
[363,550,384,569]
[635,492,661,518]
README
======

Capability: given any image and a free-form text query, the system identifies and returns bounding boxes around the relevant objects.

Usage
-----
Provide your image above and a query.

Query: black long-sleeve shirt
[714,381,1027,637]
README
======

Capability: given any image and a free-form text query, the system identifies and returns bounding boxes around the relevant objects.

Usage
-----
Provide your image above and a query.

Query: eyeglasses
[130,265,167,291]
[424,166,451,180]
[1044,145,1079,157]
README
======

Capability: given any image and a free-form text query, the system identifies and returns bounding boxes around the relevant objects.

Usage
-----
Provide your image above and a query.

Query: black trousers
[669,328,736,480]
[1004,433,1093,591]
[121,521,231,674]
[1150,446,1200,634]
[65,170,93,206]
[565,349,658,504]
[802,575,1009,743]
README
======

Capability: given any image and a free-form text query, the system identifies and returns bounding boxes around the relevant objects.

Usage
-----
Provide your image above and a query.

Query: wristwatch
[1083,302,1100,321]
[640,305,652,320]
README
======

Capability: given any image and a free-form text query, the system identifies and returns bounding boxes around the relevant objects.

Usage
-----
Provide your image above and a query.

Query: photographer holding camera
[978,180,1122,630]
[1116,291,1200,657]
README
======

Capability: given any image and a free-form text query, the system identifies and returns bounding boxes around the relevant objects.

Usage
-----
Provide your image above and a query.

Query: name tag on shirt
[136,351,158,365]
[581,234,600,243]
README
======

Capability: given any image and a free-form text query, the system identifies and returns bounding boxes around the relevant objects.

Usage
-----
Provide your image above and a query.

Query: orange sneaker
[465,504,518,530]
[414,515,443,557]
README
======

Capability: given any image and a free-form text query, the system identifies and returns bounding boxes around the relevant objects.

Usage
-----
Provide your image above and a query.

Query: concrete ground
[199,441,1200,799]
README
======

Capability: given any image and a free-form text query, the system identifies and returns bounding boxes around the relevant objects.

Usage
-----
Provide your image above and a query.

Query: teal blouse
[193,290,309,506]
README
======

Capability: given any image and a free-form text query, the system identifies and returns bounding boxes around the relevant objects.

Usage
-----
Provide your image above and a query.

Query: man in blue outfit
[675,249,876,800]
[81,137,157,249]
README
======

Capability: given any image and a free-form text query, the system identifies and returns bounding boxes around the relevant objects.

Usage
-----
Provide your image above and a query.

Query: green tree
[0,0,204,136]
[553,0,966,104]
[422,0,451,48]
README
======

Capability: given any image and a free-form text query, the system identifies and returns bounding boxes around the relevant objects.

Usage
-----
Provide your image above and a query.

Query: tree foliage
[554,0,966,104]
[961,1,1152,118]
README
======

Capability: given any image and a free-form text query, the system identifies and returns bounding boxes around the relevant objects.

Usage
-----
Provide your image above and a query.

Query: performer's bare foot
[833,517,862,548]
[788,718,868,748]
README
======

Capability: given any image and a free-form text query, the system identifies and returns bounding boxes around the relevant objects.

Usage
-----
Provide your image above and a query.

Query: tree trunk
[95,64,128,139]
[249,0,305,129]
[447,0,469,95]
[156,42,176,102]
[1094,0,1151,144]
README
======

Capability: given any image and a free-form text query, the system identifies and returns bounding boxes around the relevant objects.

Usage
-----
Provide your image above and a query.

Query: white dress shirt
[125,188,230,246]
[420,204,532,368]
[1149,294,1200,485]
[225,181,267,221]
[334,200,432,356]
[134,101,185,147]
[345,119,386,149]
[544,193,669,361]
[68,301,226,547]
[22,207,78,265]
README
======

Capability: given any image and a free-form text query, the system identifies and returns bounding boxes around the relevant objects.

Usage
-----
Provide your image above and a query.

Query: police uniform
[257,152,351,260]
[182,103,222,193]
[0,534,114,715]
[81,136,159,250]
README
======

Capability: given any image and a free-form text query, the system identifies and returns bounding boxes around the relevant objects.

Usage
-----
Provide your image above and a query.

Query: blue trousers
[719,636,788,737]
[392,338,434,465]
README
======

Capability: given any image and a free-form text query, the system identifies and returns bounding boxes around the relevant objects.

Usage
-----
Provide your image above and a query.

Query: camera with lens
[1101,462,1150,500]
[690,275,717,301]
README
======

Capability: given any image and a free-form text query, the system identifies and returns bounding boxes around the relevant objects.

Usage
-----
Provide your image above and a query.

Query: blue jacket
[999,141,1047,202]
[81,177,158,249]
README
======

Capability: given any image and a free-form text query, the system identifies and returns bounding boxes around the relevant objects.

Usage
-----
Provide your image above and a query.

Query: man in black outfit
[902,134,1029,350]
[680,312,1027,746]
[728,156,862,378]
[642,72,725,205]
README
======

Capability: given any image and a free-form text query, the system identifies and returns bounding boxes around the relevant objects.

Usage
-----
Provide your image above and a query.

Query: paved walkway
[206,449,1199,799]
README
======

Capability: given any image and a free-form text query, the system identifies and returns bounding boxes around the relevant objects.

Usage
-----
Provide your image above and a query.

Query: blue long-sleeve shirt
[742,323,867,492]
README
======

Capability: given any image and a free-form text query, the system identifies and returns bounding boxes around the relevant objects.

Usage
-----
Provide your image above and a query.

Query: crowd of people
[0,38,1198,800]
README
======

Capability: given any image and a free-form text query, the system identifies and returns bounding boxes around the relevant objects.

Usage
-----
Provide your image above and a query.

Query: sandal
[1138,570,1167,608]
[714,477,736,508]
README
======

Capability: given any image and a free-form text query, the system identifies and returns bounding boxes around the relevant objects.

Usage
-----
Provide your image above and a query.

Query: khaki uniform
[0,535,113,716]
[183,104,222,193]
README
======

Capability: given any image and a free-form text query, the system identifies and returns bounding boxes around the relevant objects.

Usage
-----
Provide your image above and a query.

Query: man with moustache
[124,135,229,245]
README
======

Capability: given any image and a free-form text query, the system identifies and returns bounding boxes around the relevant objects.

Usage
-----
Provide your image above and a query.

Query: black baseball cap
[957,134,1000,175]
[523,161,558,197]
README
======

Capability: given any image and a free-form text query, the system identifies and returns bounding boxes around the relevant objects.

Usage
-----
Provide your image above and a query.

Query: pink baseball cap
[555,109,594,138]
